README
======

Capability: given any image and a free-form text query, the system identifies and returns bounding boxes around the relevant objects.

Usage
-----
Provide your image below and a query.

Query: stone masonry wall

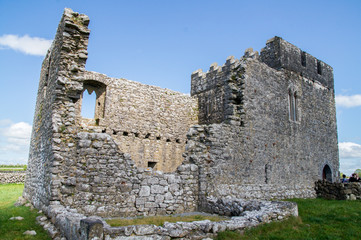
[76,71,197,172]
[315,180,361,200]
[23,9,90,209]
[189,43,338,203]
[24,8,199,218]
[0,172,26,184]
[58,131,199,218]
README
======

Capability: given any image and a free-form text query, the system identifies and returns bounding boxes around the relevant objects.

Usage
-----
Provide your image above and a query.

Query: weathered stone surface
[315,180,361,200]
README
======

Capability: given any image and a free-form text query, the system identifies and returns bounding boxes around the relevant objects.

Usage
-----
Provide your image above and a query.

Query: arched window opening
[322,165,332,182]
[81,89,96,118]
[288,89,299,122]
[79,80,107,124]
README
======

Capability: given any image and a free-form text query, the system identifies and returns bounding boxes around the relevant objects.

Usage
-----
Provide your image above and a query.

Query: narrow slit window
[288,91,294,121]
[301,51,306,67]
[293,92,298,121]
[317,60,322,75]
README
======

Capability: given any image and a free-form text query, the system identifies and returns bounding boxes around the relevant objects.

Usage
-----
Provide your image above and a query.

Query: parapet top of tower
[191,36,334,93]
[260,36,334,89]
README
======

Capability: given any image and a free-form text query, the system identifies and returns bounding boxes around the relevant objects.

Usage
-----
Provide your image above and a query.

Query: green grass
[107,214,228,227]
[0,184,50,240]
[216,198,361,240]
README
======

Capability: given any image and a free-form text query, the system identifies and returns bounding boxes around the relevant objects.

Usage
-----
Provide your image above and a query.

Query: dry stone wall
[0,172,26,184]
[315,180,361,200]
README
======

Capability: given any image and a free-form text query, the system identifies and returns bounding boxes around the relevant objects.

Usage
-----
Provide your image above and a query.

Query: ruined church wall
[64,132,199,218]
[23,9,91,209]
[77,71,198,172]
[24,9,200,218]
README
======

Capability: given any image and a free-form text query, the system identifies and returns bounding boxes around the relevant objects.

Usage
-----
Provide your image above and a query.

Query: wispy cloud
[0,34,52,56]
[0,120,32,165]
[336,94,361,108]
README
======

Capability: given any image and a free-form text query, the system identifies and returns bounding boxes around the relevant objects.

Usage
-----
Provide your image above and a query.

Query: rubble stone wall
[315,180,361,200]
[77,71,198,172]
[0,172,26,184]
[24,8,199,218]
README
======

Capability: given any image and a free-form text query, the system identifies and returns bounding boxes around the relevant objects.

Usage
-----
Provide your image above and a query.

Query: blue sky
[0,0,360,175]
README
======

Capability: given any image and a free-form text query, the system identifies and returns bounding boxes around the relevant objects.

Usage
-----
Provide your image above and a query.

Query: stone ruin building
[23,8,339,239]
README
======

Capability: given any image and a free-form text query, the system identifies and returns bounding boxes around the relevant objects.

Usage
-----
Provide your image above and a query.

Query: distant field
[0,165,27,172]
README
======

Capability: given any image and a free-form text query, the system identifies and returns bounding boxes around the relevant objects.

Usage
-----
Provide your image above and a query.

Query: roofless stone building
[23,8,339,239]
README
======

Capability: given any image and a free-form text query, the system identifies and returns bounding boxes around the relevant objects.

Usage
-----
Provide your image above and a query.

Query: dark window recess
[123,131,128,136]
[112,130,117,135]
[166,139,171,142]
[288,91,294,121]
[294,93,298,121]
[301,51,306,67]
[148,162,157,168]
[317,60,322,75]
[101,128,106,133]
[176,139,180,143]
[134,133,139,137]
[156,136,161,140]
[145,133,150,139]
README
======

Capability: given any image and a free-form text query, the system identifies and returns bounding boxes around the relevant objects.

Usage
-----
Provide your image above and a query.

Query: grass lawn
[216,198,361,240]
[0,184,50,240]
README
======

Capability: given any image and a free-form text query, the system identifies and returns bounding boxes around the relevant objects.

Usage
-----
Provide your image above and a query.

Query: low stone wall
[38,197,298,240]
[315,180,361,200]
[0,172,26,184]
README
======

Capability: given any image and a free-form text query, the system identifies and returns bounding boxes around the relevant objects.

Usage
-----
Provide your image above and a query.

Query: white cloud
[339,142,361,175]
[2,122,32,146]
[339,142,361,158]
[0,34,52,56]
[336,94,361,108]
[0,120,32,165]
